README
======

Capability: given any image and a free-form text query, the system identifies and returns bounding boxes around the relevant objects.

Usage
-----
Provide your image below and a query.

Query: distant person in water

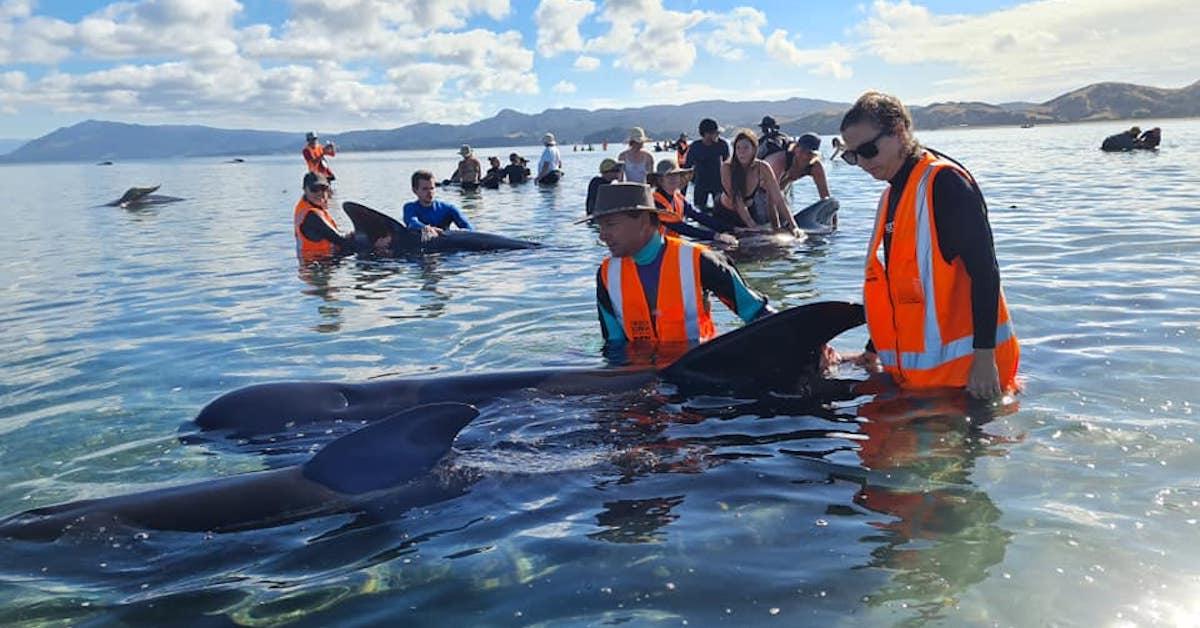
[683,118,730,211]
[587,158,624,215]
[1137,127,1161,149]
[450,145,482,185]
[482,156,504,186]
[294,172,351,260]
[537,133,562,180]
[303,132,336,181]
[1101,126,1145,151]
[618,127,656,184]
[504,153,531,183]
[648,157,737,245]
[756,115,793,178]
[778,132,831,201]
[718,129,800,233]
[583,182,772,355]
[839,90,1019,398]
[403,170,473,242]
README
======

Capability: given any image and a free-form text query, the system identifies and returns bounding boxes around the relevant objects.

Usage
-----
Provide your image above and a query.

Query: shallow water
[1,120,1198,626]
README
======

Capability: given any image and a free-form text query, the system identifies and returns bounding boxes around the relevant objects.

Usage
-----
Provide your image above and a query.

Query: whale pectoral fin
[660,301,865,395]
[301,403,479,495]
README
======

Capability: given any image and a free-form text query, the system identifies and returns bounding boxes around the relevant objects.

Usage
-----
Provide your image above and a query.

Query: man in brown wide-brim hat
[580,182,773,357]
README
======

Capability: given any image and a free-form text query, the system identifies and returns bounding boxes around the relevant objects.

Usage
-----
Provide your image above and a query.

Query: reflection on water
[2,121,1199,624]
[848,389,1018,623]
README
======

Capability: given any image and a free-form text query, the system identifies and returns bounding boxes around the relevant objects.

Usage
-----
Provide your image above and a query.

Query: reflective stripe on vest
[602,238,713,343]
[863,152,1019,388]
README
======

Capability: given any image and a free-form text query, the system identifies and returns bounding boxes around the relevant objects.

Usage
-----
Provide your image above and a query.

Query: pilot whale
[195,301,865,438]
[793,197,839,235]
[104,185,185,208]
[343,201,540,255]
[0,403,479,540]
[0,302,864,540]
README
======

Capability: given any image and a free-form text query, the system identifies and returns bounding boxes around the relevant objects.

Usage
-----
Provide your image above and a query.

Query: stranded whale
[344,201,540,255]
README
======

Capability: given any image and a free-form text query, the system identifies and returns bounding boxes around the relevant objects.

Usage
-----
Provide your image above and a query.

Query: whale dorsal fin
[302,402,479,494]
[659,301,865,395]
[343,201,407,243]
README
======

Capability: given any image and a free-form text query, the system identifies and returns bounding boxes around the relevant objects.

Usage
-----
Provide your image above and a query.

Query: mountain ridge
[2,80,1196,163]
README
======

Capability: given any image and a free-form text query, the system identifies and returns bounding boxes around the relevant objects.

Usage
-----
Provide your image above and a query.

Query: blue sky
[0,0,1196,138]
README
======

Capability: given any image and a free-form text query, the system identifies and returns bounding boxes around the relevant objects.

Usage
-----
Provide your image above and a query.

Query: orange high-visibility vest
[652,189,685,224]
[863,151,1019,390]
[303,144,333,177]
[600,237,716,343]
[676,140,689,167]
[293,197,339,259]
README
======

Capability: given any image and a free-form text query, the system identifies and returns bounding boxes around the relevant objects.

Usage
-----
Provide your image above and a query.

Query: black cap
[759,115,778,129]
[698,118,719,134]
[303,172,329,190]
[796,133,821,151]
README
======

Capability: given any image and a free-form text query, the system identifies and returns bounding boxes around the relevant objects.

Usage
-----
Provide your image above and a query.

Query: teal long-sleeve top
[595,233,771,343]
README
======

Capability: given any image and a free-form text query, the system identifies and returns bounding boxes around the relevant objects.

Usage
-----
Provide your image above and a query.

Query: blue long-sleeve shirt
[402,199,473,230]
[596,233,770,343]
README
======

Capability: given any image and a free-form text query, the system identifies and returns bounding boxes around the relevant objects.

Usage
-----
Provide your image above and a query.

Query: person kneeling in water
[584,183,773,362]
[718,129,800,234]
[778,133,831,201]
[403,170,474,242]
[648,158,736,245]
[294,172,354,261]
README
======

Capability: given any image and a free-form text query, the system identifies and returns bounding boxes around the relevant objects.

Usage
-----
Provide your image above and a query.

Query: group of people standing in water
[292,90,1020,401]
[584,92,1018,400]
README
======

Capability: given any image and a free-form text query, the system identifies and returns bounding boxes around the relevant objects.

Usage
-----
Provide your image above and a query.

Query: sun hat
[575,182,674,224]
[543,132,556,145]
[303,172,329,190]
[628,127,649,143]
[654,157,693,177]
[599,158,624,174]
[459,144,472,156]
[305,131,318,141]
[758,115,779,130]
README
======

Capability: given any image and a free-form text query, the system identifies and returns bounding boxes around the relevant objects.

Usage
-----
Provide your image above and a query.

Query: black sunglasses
[841,129,890,165]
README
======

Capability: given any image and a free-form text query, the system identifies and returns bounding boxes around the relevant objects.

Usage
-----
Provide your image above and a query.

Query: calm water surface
[1,120,1198,626]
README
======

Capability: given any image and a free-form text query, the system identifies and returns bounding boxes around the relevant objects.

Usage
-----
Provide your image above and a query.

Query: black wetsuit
[683,138,729,209]
[503,163,530,183]
[299,211,353,250]
[586,176,613,215]
[653,188,731,241]
[866,151,1001,352]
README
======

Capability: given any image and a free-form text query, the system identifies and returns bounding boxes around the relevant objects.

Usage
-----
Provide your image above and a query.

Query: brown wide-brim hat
[575,182,675,224]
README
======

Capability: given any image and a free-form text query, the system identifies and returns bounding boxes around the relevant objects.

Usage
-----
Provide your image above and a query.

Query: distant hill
[2,79,1196,163]
[0,139,26,154]
[1,120,295,163]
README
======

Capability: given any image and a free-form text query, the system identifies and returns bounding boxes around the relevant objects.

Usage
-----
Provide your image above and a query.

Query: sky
[0,0,1196,139]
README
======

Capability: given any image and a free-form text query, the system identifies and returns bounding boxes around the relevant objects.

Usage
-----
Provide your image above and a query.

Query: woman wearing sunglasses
[840,91,1019,400]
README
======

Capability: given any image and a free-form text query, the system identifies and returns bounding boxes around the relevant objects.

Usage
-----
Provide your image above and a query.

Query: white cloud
[854,0,1200,100]
[534,0,595,57]
[585,0,706,75]
[701,6,765,61]
[764,30,854,79]
[573,55,600,71]
[552,80,577,94]
[0,0,537,129]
